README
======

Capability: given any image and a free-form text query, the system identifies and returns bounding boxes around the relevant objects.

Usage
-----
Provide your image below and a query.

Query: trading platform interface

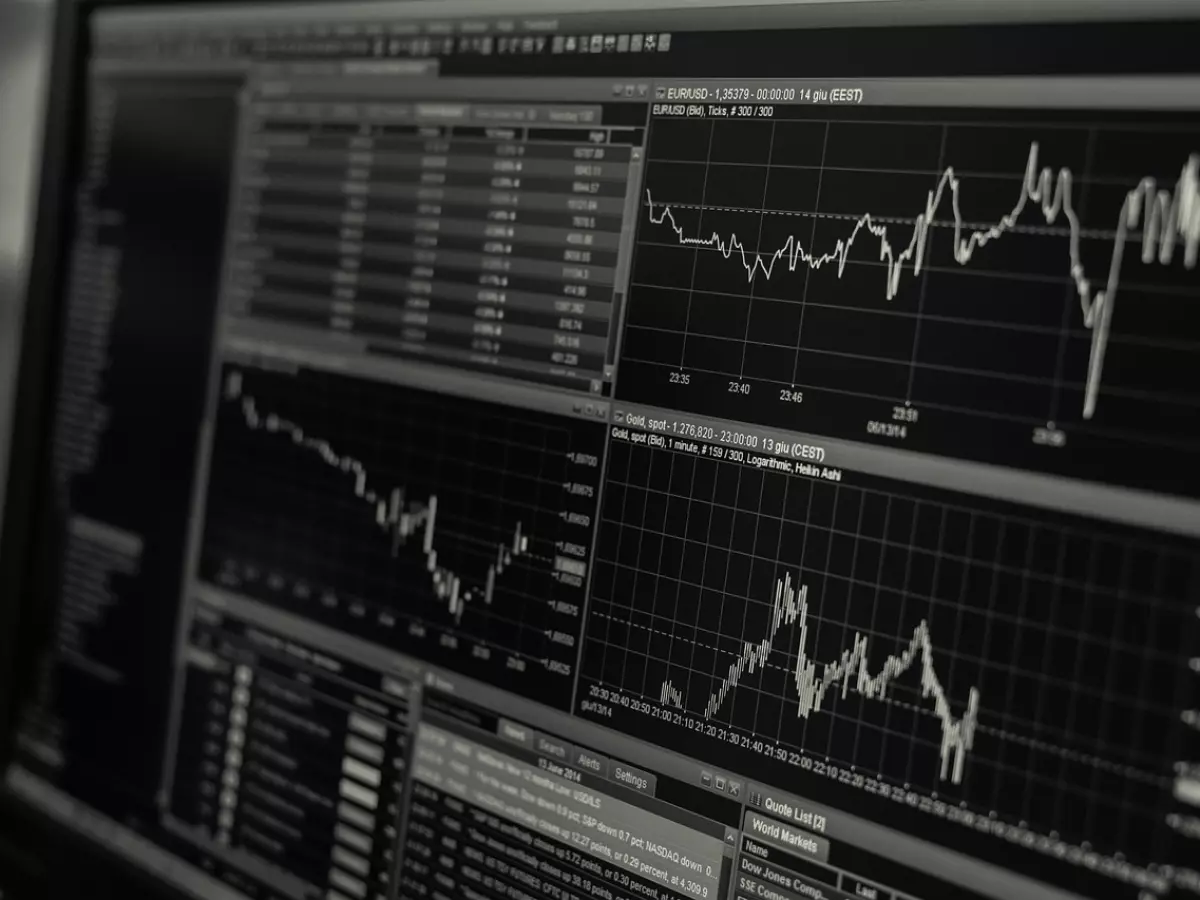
[4,5,1199,900]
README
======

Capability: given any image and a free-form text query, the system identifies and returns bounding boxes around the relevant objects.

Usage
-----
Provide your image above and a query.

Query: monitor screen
[3,2,1199,900]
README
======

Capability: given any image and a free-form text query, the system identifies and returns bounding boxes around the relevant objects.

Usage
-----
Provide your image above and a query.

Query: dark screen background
[2,9,1199,900]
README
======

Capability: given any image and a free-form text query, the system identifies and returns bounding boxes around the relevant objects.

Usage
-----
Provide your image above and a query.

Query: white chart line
[224,370,529,623]
[647,141,1200,419]
[661,571,979,784]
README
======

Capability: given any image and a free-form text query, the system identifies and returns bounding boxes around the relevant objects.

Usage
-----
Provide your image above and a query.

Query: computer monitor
[1,1,1198,899]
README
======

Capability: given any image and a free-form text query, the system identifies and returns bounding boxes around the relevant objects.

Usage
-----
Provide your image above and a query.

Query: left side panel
[10,58,241,846]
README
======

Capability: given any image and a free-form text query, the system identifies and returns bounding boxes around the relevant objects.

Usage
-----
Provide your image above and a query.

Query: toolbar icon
[658,33,672,51]
[564,35,577,52]
[616,34,630,52]
[643,34,657,51]
[590,34,604,52]
[551,35,564,53]
[630,33,644,52]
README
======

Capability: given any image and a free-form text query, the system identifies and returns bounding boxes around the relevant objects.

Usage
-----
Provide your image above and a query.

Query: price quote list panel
[228,96,646,392]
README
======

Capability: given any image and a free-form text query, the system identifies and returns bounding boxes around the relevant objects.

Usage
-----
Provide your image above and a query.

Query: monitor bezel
[3,2,1200,898]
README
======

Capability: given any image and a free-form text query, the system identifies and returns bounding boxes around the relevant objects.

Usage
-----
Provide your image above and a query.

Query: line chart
[618,109,1200,497]
[645,141,1200,421]
[659,570,980,783]
[225,370,531,624]
[199,364,604,709]
[577,426,1200,877]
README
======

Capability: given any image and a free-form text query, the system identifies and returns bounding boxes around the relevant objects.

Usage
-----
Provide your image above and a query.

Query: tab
[416,102,469,121]
[473,105,535,123]
[534,733,573,762]
[571,747,608,778]
[543,106,601,125]
[342,59,438,76]
[609,761,656,795]
[360,103,413,122]
[840,875,892,900]
[749,788,829,834]
[743,810,830,863]
[497,718,535,749]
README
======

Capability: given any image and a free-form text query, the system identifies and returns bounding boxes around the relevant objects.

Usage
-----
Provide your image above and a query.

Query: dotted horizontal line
[644,201,1125,240]
[592,611,1167,785]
